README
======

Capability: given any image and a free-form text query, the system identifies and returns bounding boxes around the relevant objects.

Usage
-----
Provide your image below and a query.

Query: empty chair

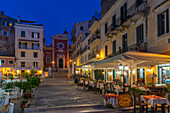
[10,91,17,104]
[17,89,23,99]
[133,93,148,113]
[0,93,9,112]
[5,103,14,113]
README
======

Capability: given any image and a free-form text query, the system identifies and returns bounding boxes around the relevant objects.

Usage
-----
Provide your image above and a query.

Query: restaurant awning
[76,61,95,69]
[94,52,170,68]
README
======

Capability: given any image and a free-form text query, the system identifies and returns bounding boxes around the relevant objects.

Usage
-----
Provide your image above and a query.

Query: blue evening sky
[0,0,101,45]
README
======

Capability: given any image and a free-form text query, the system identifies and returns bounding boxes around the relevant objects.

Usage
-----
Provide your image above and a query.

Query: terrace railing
[107,1,147,35]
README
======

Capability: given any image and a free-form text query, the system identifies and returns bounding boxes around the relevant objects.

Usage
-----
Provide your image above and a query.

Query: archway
[59,58,63,68]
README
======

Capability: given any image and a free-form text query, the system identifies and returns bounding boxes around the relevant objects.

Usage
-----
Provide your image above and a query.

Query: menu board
[118,93,132,108]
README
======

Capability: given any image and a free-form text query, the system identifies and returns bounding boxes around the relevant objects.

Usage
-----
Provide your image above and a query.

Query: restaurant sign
[118,94,132,108]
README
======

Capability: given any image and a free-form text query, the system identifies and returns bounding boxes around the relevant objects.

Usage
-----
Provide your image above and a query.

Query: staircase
[53,70,68,78]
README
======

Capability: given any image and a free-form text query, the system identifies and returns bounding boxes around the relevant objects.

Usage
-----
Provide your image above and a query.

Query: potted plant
[115,83,118,86]
[9,76,14,83]
[114,91,117,95]
[148,82,153,87]
[168,83,170,92]
[20,100,28,110]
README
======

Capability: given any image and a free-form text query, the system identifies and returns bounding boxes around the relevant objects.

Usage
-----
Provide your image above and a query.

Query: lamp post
[84,67,87,91]
[52,61,55,78]
[119,64,128,93]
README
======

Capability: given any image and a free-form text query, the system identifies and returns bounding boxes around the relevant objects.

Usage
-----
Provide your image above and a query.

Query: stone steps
[24,104,114,113]
[53,71,68,78]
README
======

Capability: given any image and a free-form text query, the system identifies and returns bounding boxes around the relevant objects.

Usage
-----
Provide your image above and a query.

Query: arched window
[46,55,51,63]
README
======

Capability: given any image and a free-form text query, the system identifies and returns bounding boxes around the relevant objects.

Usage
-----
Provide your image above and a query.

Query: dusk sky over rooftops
[0,0,101,45]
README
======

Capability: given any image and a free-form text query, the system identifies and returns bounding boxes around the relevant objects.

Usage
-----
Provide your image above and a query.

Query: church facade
[44,31,72,71]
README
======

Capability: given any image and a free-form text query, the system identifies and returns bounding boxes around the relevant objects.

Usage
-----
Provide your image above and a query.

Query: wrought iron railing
[19,45,40,50]
[107,1,147,35]
[91,36,100,43]
[108,42,147,58]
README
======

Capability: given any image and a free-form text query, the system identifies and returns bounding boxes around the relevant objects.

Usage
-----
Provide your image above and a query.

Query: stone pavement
[24,78,169,113]
[25,78,111,112]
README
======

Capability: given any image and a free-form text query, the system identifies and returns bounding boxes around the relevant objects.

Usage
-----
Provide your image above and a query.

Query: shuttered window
[136,24,144,45]
[157,9,169,36]
[120,3,127,23]
[112,40,116,54]
[105,45,108,57]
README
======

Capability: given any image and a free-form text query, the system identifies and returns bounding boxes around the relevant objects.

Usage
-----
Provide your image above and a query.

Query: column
[93,70,95,80]
[130,67,133,86]
[106,69,108,82]
[67,64,70,76]
[135,69,137,84]
[72,62,74,76]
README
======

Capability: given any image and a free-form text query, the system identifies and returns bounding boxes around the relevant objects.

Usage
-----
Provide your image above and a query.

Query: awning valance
[94,52,170,68]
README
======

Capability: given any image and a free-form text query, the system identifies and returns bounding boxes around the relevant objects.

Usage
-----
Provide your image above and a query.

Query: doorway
[59,58,63,68]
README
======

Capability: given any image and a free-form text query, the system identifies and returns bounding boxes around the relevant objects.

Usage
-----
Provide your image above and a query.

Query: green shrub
[168,83,170,92]
[21,100,28,105]
[30,77,41,88]
[94,70,104,81]
[128,87,145,95]
[23,93,32,99]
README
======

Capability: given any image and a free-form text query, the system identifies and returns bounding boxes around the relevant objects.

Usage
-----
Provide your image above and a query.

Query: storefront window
[158,64,170,84]
[137,68,145,84]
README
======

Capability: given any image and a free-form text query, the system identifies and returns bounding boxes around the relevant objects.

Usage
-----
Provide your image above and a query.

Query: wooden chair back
[133,93,141,105]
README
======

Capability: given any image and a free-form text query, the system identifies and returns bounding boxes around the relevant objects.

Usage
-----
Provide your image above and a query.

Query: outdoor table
[141,95,169,113]
[114,86,123,94]
[97,82,100,88]
[89,81,94,88]
[85,81,88,85]
[137,86,150,92]
[104,93,119,108]
[99,83,104,90]
[79,80,83,84]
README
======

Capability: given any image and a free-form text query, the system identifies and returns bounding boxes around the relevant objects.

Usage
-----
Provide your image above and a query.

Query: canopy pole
[130,60,134,86]
[106,69,108,82]
[92,70,95,80]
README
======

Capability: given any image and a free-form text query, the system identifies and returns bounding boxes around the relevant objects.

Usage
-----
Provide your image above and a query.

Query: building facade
[15,23,44,74]
[44,31,72,72]
[72,0,170,85]
[0,56,15,76]
[0,11,17,76]
[0,11,16,56]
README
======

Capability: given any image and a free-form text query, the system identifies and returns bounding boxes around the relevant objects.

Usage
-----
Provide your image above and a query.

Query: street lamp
[52,61,55,78]
[84,67,87,90]
[119,64,128,93]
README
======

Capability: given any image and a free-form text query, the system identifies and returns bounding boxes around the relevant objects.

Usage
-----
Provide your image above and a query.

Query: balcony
[18,45,40,50]
[108,42,147,58]
[81,46,90,55]
[90,36,100,45]
[81,46,87,55]
[90,50,100,60]
[106,1,148,37]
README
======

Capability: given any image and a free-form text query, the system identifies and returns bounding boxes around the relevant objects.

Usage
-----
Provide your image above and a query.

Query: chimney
[1,11,4,15]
